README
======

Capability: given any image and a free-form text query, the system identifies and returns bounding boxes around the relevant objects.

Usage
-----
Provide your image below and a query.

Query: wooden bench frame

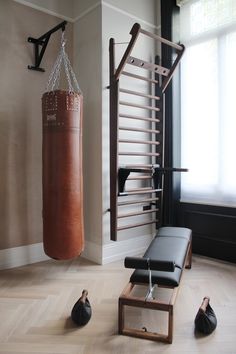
[118,236,192,343]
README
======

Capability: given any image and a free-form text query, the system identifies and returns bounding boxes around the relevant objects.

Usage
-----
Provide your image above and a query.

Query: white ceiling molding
[13,0,161,30]
[102,0,160,30]
[13,0,74,22]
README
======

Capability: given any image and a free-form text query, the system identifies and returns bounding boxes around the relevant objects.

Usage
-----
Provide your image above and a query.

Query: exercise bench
[118,226,192,343]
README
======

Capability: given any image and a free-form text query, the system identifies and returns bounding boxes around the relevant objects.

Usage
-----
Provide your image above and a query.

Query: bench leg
[185,237,192,269]
[167,305,173,344]
[118,298,124,334]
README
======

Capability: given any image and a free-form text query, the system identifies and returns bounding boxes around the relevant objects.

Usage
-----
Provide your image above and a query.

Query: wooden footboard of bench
[118,282,179,343]
[118,234,192,343]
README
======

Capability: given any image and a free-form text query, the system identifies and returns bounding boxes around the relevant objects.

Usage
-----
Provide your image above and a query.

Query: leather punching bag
[42,90,84,259]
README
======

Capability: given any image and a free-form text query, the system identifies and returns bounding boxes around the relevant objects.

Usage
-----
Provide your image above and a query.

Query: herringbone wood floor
[0,255,235,354]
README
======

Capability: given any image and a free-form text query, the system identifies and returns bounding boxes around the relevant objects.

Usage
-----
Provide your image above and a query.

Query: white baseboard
[0,234,153,270]
[0,243,50,270]
[0,240,102,270]
[81,234,153,265]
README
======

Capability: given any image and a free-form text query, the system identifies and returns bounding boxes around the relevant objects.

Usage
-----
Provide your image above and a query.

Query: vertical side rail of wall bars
[154,56,164,228]
[109,38,119,241]
[109,24,141,241]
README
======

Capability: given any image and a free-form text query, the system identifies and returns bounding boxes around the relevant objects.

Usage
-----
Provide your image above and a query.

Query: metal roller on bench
[42,31,84,260]
[125,257,176,300]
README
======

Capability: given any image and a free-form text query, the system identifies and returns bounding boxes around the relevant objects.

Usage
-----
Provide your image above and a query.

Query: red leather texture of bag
[42,90,84,260]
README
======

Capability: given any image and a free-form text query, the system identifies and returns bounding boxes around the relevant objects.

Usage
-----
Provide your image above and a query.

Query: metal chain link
[46,31,81,93]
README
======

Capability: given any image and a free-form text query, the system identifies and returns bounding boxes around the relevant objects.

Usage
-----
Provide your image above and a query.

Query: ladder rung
[120,88,160,101]
[140,28,183,51]
[119,139,160,145]
[119,167,155,173]
[118,197,159,206]
[119,114,160,123]
[127,176,152,180]
[120,164,159,168]
[119,126,160,134]
[120,101,160,112]
[126,187,153,192]
[119,188,162,196]
[118,208,159,218]
[122,71,159,84]
[118,219,158,231]
[119,152,160,157]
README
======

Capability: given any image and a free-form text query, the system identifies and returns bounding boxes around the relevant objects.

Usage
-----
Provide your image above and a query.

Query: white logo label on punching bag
[47,114,56,121]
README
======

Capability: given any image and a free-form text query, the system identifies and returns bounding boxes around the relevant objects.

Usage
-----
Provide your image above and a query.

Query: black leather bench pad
[129,227,191,287]
[144,237,189,269]
[158,226,192,241]
[130,267,182,287]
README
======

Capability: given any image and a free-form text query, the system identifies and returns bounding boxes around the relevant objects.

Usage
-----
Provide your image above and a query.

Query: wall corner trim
[102,234,153,264]
[73,2,101,22]
[81,239,103,265]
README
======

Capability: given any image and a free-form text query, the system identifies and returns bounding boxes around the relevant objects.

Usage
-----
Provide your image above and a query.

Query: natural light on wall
[179,0,236,206]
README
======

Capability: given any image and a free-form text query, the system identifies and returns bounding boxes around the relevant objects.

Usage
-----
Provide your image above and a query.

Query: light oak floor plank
[0,255,235,353]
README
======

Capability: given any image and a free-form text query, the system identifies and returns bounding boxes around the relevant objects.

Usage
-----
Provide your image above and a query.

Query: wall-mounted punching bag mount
[28,21,67,72]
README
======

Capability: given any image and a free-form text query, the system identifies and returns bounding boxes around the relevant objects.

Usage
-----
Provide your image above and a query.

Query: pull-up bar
[139,28,184,51]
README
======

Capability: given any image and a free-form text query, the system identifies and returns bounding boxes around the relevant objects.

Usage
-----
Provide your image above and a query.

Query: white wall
[73,3,103,263]
[101,1,161,262]
[104,0,157,28]
[72,0,162,264]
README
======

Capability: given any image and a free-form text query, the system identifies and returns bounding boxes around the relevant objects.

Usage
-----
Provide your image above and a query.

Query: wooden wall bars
[109,23,185,241]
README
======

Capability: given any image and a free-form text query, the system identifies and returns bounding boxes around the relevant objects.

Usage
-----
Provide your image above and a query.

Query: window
[179,0,236,206]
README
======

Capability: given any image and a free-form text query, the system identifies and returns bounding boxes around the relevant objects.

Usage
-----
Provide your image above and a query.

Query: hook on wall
[28,20,67,72]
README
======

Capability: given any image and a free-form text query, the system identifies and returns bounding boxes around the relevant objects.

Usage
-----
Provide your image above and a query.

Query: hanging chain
[46,31,81,93]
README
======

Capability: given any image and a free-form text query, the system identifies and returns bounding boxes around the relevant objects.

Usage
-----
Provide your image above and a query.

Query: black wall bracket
[28,20,67,72]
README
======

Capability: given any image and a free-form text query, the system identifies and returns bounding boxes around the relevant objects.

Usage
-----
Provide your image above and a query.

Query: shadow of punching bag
[71,290,92,326]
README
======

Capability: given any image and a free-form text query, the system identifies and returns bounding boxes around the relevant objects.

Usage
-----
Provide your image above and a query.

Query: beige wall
[18,0,99,20]
[0,0,161,265]
[13,0,74,19]
[0,0,73,250]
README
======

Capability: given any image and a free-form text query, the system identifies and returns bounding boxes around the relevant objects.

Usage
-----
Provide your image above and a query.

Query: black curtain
[161,0,180,226]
